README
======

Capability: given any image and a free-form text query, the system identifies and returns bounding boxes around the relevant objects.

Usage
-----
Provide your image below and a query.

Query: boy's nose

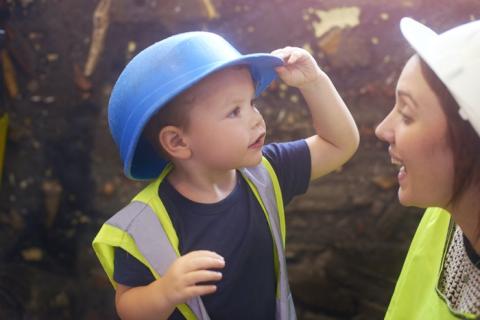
[250,107,264,129]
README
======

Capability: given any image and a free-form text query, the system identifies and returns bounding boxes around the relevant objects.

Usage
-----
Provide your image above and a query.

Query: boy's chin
[242,155,263,168]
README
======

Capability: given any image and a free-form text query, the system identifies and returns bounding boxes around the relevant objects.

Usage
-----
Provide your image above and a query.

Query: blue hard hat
[108,31,283,180]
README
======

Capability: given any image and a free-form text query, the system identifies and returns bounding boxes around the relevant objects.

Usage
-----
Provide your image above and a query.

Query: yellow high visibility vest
[92,158,296,319]
[386,207,479,320]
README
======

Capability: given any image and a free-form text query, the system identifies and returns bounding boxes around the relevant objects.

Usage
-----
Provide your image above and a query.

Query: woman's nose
[375,114,394,144]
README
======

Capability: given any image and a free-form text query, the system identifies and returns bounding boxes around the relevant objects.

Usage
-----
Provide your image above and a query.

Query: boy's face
[184,66,266,170]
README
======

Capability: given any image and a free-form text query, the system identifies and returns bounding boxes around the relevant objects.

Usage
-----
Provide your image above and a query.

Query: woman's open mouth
[390,158,407,183]
[397,165,407,181]
[389,147,407,182]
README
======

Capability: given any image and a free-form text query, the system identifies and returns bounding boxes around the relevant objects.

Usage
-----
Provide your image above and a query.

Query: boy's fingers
[286,51,297,64]
[185,285,217,298]
[185,270,223,286]
[184,255,225,272]
[275,66,288,74]
[184,250,224,261]
[271,49,286,56]
[271,48,291,61]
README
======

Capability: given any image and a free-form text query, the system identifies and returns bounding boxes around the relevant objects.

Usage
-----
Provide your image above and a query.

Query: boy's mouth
[249,132,266,149]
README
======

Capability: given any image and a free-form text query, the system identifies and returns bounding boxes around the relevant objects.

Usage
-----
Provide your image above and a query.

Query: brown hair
[418,57,480,205]
[143,92,195,158]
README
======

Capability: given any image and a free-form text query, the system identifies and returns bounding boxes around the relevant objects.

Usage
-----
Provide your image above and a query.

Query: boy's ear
[158,126,191,160]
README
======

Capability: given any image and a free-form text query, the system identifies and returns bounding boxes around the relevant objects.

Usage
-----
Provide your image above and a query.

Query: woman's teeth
[398,165,407,180]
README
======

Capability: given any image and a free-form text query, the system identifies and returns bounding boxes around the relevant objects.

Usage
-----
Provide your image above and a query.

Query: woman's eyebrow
[397,90,419,109]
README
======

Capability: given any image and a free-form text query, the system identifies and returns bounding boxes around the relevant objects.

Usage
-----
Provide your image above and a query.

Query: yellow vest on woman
[386,207,479,319]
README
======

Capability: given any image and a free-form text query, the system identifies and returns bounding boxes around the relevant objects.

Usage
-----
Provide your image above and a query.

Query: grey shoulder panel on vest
[105,201,211,319]
[241,163,270,189]
[105,201,177,277]
[240,164,280,232]
[106,201,149,230]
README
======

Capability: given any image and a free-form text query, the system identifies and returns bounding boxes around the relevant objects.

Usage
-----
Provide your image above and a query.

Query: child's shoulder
[106,201,153,230]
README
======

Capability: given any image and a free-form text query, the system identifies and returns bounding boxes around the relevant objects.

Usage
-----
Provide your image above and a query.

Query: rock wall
[1,0,479,319]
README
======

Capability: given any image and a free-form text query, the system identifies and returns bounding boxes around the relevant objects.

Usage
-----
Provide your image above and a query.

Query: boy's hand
[271,47,324,89]
[157,250,225,306]
[271,46,359,181]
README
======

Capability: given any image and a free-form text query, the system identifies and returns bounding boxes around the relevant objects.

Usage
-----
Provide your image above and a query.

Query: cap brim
[400,17,439,63]
[126,53,283,180]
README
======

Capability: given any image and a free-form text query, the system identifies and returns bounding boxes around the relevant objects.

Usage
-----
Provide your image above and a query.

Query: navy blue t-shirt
[113,140,311,319]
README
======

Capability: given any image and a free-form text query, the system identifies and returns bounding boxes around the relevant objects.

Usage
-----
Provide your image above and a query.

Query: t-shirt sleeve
[114,248,186,319]
[113,247,155,287]
[262,139,311,205]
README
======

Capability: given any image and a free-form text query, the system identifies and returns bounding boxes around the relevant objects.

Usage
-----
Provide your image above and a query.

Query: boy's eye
[227,106,241,118]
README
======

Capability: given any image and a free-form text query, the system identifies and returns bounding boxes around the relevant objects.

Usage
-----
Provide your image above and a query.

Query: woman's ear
[158,126,192,160]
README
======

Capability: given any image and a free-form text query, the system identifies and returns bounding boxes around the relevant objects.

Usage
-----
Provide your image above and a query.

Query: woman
[375,18,480,319]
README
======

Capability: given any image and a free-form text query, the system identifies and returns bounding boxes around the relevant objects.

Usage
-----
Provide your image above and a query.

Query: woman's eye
[398,109,413,125]
[228,106,241,118]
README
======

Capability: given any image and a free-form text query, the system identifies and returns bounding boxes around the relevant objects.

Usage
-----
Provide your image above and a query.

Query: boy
[93,32,359,320]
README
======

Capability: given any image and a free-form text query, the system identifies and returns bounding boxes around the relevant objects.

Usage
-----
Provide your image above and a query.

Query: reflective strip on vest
[106,201,210,319]
[240,162,296,320]
[95,158,296,320]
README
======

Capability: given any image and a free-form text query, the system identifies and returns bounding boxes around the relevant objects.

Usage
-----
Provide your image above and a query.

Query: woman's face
[375,55,455,208]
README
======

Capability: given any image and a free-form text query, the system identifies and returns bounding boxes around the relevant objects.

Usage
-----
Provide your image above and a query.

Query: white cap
[400,17,480,137]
